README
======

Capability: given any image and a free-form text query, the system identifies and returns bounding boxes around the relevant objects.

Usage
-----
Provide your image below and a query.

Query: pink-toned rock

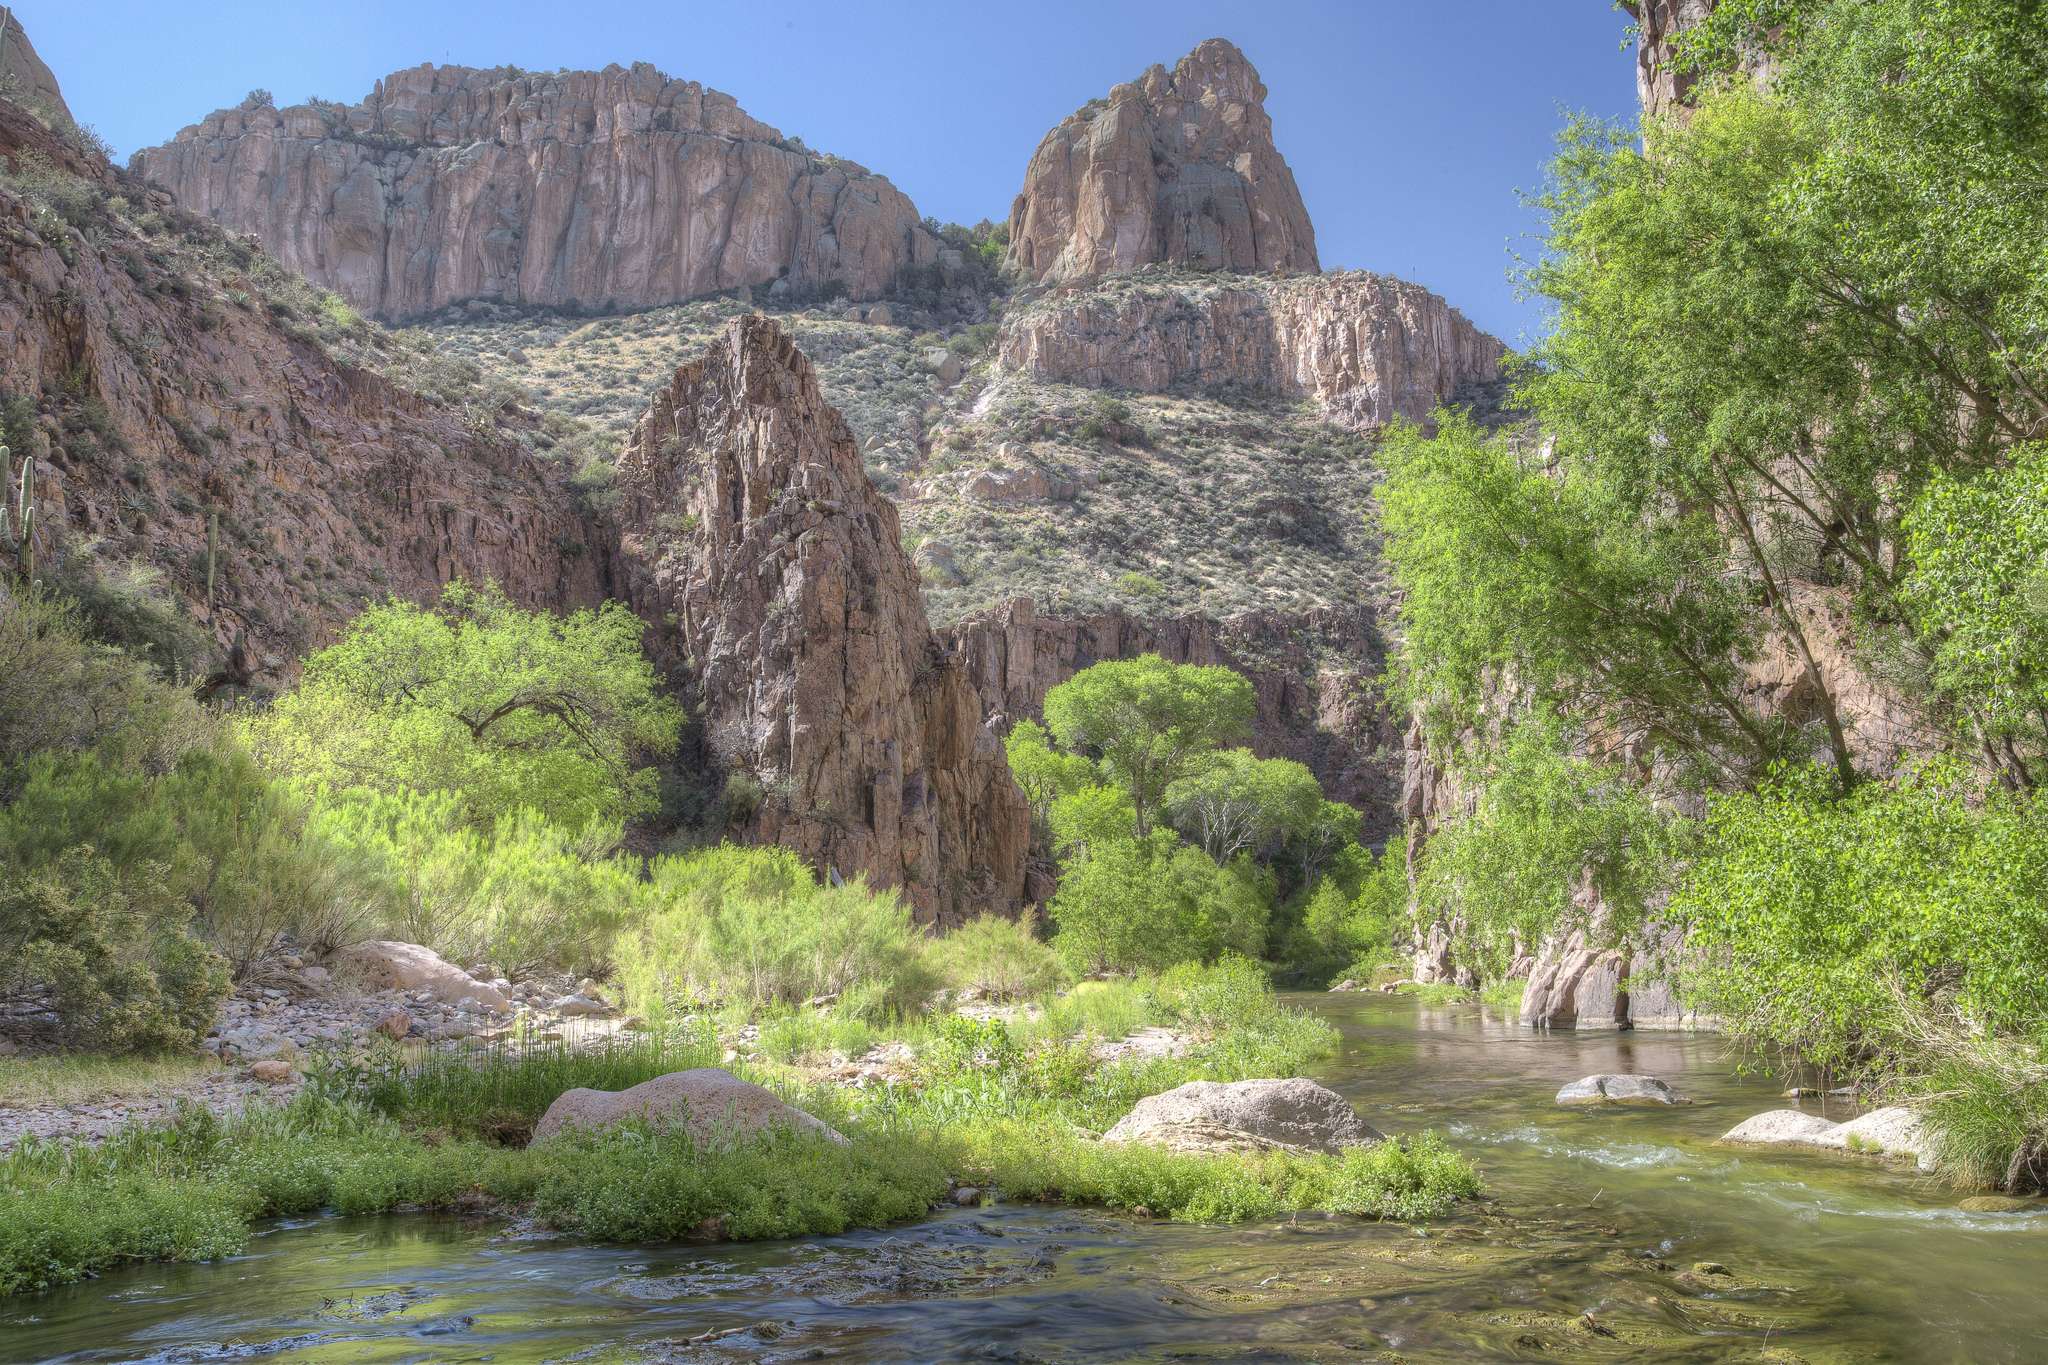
[1103,1077,1383,1156]
[0,11,70,122]
[132,64,938,319]
[612,316,1028,925]
[330,942,512,1012]
[995,271,1503,432]
[531,1068,846,1146]
[374,1009,414,1041]
[1007,39,1318,285]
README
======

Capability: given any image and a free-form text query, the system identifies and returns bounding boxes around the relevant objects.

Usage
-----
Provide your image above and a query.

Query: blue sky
[18,1,1640,343]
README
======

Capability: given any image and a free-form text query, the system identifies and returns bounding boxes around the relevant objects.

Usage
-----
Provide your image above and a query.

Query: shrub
[0,849,230,1052]
[615,845,937,1020]
[929,912,1066,999]
[1049,835,1271,975]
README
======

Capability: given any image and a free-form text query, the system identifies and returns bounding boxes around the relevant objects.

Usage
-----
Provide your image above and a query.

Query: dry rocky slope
[1006,38,1318,284]
[611,315,1028,923]
[0,8,68,122]
[131,63,941,320]
[0,92,604,669]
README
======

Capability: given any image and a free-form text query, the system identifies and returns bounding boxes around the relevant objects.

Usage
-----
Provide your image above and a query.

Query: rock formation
[533,1068,849,1146]
[612,315,1028,924]
[0,8,68,122]
[1006,39,1318,285]
[1624,1,1721,119]
[995,270,1504,430]
[131,63,939,320]
[0,91,602,672]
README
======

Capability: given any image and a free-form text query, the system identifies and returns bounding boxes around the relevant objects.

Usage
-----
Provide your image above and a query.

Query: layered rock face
[996,271,1504,430]
[612,315,1028,924]
[1624,0,1721,119]
[0,8,69,122]
[946,598,1402,841]
[0,96,602,674]
[131,63,939,320]
[1006,39,1318,285]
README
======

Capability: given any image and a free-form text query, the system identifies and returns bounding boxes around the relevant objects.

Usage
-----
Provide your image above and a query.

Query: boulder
[1813,1107,1934,1170]
[373,1009,414,1041]
[1556,1074,1691,1107]
[1718,1110,1843,1148]
[1959,1195,2044,1214]
[1102,1078,1383,1156]
[330,941,512,1012]
[248,1059,295,1085]
[531,1067,848,1147]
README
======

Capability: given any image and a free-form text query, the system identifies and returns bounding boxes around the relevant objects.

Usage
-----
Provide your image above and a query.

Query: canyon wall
[1006,39,1318,286]
[131,63,939,320]
[996,270,1504,430]
[612,315,1028,925]
[0,8,68,122]
[0,97,603,676]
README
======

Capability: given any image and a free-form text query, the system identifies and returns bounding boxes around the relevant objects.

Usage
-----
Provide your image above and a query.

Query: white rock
[1556,1074,1690,1107]
[1103,1078,1383,1156]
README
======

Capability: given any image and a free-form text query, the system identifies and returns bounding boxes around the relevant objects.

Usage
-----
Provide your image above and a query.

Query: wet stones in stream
[1555,1074,1692,1107]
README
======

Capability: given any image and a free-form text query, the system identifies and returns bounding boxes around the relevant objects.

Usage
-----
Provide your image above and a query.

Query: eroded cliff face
[995,270,1504,430]
[1624,0,1721,119]
[0,96,602,676]
[612,315,1028,925]
[0,8,69,122]
[1006,39,1318,286]
[131,63,939,321]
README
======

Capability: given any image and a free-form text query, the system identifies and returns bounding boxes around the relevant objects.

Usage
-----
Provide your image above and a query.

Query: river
[9,994,2044,1361]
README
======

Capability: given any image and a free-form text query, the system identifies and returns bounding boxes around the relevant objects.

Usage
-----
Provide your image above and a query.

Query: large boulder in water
[1556,1074,1690,1107]
[1102,1078,1383,1156]
[532,1068,848,1147]
[329,941,511,1012]
[1813,1107,1934,1171]
[1718,1110,1842,1148]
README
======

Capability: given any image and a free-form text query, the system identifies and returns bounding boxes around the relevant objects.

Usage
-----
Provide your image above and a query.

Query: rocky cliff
[1006,39,1318,285]
[995,268,1504,430]
[0,8,68,123]
[612,315,1028,924]
[131,63,939,321]
[0,92,602,676]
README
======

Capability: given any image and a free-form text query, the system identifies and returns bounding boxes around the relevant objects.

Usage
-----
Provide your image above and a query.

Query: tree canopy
[242,581,681,829]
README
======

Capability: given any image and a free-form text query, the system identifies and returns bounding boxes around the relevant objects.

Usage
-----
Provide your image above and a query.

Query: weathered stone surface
[944,597,1402,832]
[1814,1107,1934,1170]
[0,10,69,122]
[330,941,512,1012]
[1623,1,1722,120]
[1103,1078,1384,1156]
[374,1009,414,1041]
[0,98,602,676]
[1007,39,1317,285]
[532,1068,847,1146]
[996,271,1503,431]
[1556,1074,1690,1107]
[1719,1110,1843,1148]
[613,316,1028,924]
[247,1059,295,1085]
[132,64,938,320]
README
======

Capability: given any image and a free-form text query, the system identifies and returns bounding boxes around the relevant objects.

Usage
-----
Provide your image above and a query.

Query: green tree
[1041,655,1254,837]
[1047,833,1269,974]
[1004,718,1095,843]
[1163,749,1323,864]
[242,581,681,829]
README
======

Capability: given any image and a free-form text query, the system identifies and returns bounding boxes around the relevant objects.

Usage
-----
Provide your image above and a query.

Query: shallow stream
[9,994,2045,1362]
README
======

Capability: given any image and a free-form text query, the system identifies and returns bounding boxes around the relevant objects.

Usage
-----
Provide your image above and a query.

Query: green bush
[0,849,229,1052]
[615,844,936,1020]
[1049,835,1271,974]
[928,912,1066,999]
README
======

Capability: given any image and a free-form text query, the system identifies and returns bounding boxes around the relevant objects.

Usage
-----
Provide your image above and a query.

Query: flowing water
[9,994,2046,1362]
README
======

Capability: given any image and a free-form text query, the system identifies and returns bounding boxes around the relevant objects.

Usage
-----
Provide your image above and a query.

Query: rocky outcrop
[1718,1106,1934,1172]
[0,9,69,122]
[1007,39,1317,285]
[329,941,511,1013]
[944,597,1402,839]
[1103,1077,1383,1156]
[1624,1,1720,119]
[532,1068,847,1146]
[132,63,939,320]
[613,315,1028,924]
[0,94,602,673]
[996,270,1504,431]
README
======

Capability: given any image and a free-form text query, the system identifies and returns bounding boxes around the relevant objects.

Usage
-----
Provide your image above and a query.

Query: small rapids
[9,994,2045,1362]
